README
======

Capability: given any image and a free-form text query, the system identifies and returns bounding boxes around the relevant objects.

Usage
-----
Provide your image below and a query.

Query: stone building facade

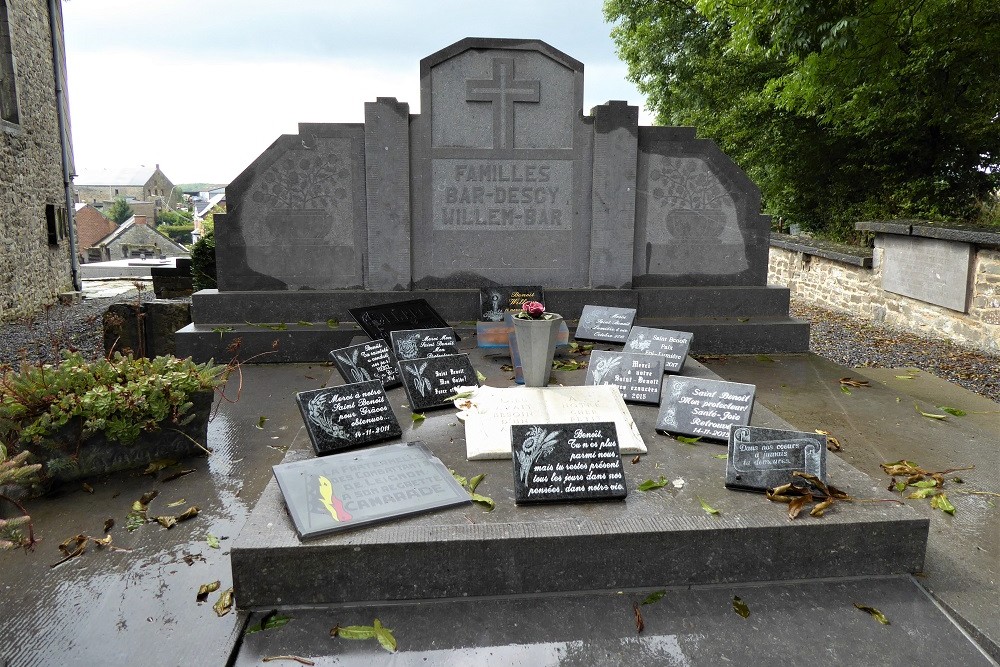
[0,0,76,322]
[74,164,177,209]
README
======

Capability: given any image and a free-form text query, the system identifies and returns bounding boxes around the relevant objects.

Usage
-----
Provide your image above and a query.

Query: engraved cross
[466,57,540,150]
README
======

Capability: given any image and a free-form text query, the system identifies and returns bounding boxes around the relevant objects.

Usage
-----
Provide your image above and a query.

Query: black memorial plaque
[349,299,454,344]
[398,353,479,412]
[574,305,637,343]
[624,326,693,373]
[479,286,544,322]
[330,339,401,389]
[390,327,459,360]
[511,422,627,504]
[272,441,471,539]
[295,381,403,455]
[584,350,665,404]
[656,376,755,441]
[725,426,828,493]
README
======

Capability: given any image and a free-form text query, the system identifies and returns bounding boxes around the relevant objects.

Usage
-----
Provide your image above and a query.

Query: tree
[106,197,134,225]
[605,0,1000,239]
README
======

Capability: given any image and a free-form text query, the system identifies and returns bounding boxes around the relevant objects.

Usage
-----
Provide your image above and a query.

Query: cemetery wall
[0,0,74,322]
[769,238,1000,354]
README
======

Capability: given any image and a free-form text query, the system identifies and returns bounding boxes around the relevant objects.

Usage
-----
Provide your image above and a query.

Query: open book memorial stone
[725,426,828,493]
[399,353,479,412]
[330,339,401,389]
[624,326,693,373]
[584,350,665,404]
[348,299,454,344]
[656,376,755,441]
[573,305,637,344]
[390,327,459,360]
[295,382,403,455]
[272,442,470,539]
[479,286,544,322]
[511,422,627,504]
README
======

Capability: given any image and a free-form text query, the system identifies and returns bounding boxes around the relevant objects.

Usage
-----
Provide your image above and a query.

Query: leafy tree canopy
[605,0,1000,239]
[106,197,134,225]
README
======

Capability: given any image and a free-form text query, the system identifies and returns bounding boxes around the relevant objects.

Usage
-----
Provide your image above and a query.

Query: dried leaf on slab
[135,490,159,509]
[810,497,835,517]
[166,499,186,508]
[161,469,195,483]
[213,588,234,617]
[732,596,750,618]
[103,518,114,533]
[631,455,641,464]
[196,580,220,602]
[261,658,315,666]
[816,429,842,452]
[155,516,177,529]
[143,459,177,475]
[81,482,94,494]
[839,377,870,388]
[914,403,947,420]
[633,602,644,634]
[176,506,200,522]
[788,494,810,520]
[854,603,890,625]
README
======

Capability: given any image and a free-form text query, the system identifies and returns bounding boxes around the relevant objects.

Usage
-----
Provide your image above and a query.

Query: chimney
[134,215,147,226]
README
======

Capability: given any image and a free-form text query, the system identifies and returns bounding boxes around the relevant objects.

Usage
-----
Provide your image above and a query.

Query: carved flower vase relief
[511,301,562,387]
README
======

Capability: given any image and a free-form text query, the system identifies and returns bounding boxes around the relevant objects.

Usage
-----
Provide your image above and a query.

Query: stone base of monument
[176,286,809,362]
[230,358,926,609]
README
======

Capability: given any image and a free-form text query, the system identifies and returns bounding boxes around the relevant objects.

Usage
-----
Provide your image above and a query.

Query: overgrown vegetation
[605,0,1000,241]
[190,228,216,291]
[106,196,134,225]
[0,445,41,550]
[156,208,193,227]
[156,223,195,244]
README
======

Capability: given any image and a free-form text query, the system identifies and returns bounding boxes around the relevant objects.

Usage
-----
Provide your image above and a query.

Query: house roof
[195,193,226,219]
[74,204,117,249]
[74,165,162,186]
[93,215,188,253]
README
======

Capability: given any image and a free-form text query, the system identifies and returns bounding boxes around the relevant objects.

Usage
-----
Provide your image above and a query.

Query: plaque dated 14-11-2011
[295,381,402,455]
[510,422,627,504]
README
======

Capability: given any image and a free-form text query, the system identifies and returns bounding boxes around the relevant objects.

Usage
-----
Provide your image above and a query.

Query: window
[0,0,19,125]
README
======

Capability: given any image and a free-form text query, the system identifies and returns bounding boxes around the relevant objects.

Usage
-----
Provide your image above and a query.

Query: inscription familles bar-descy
[433,160,573,231]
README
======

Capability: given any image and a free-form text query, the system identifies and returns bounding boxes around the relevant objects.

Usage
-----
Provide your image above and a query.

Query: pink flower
[522,301,545,318]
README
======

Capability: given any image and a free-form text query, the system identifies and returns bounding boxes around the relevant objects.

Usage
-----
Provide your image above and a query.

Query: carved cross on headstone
[466,57,540,150]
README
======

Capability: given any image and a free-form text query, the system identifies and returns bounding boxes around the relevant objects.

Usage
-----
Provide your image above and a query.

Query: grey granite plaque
[584,350,665,404]
[880,235,973,312]
[511,422,627,504]
[479,286,544,322]
[390,327,459,360]
[656,376,755,441]
[399,353,479,412]
[574,305,637,343]
[295,382,403,455]
[330,340,401,389]
[725,426,827,493]
[624,326,693,373]
[349,299,453,344]
[272,441,471,539]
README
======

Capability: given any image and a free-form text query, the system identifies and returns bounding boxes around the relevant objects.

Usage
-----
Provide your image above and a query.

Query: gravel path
[2,289,997,404]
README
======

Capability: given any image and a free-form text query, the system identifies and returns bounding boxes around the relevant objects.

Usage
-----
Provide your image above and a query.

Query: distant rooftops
[74,164,165,186]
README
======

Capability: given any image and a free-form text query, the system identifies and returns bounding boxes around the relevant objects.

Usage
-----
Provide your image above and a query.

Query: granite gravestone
[479,286,544,321]
[330,340,401,388]
[656,376,755,441]
[624,326,693,373]
[399,353,479,411]
[584,350,665,404]
[390,327,459,360]
[349,299,453,344]
[510,422,627,503]
[574,305,637,343]
[295,382,402,455]
[725,425,827,493]
[272,442,470,539]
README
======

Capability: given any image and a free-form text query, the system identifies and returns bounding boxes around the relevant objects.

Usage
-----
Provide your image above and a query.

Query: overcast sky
[62,0,651,185]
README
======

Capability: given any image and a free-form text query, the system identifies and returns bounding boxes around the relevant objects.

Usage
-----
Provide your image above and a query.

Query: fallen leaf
[103,518,114,533]
[143,459,177,475]
[136,490,159,508]
[854,603,890,625]
[213,588,234,617]
[476,370,487,383]
[911,480,939,489]
[711,453,729,460]
[373,619,397,653]
[633,602,644,634]
[788,494,810,520]
[914,403,947,420]
[675,435,702,445]
[841,385,852,395]
[412,413,426,422]
[155,516,177,529]
[161,469,196,483]
[907,488,940,500]
[631,455,641,464]
[332,624,376,640]
[261,657,314,666]
[297,320,313,326]
[637,476,669,492]
[732,596,750,618]
[755,354,774,363]
[326,319,339,328]
[176,506,200,521]
[698,497,720,515]
[939,406,967,417]
[166,499,187,508]
[930,492,956,515]
[810,497,835,517]
[197,580,220,602]
[641,590,666,606]
[81,482,94,494]
[245,611,292,634]
[93,535,113,548]
[256,416,268,429]
[207,534,220,549]
[839,377,870,388]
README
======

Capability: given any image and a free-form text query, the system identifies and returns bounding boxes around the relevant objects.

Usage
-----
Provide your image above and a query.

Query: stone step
[229,358,927,609]
[189,286,795,324]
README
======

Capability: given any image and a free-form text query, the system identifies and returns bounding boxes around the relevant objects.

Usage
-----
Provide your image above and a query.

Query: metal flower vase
[512,314,563,387]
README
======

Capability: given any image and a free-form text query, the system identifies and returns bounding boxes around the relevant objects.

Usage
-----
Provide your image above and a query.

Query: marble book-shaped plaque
[272,441,471,539]
[398,353,479,412]
[464,385,647,460]
[584,350,665,404]
[574,305,637,343]
[656,376,755,442]
[511,422,627,504]
[295,381,402,455]
[348,299,453,344]
[479,286,544,322]
[330,339,401,389]
[725,426,827,493]
[623,326,693,373]
[390,327,459,360]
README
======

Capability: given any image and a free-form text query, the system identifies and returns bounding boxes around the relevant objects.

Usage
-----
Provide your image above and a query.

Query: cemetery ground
[0,290,998,664]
